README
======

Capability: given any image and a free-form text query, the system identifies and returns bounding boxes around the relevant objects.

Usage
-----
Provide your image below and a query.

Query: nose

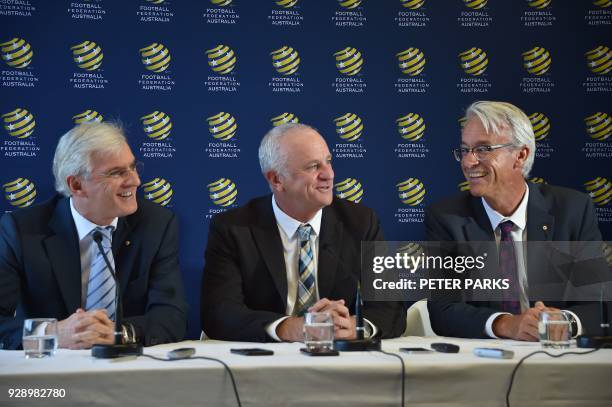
[461,150,480,168]
[320,162,334,181]
[126,168,141,187]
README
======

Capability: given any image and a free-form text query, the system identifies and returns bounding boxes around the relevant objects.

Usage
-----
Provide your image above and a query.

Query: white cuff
[485,312,511,338]
[265,316,290,342]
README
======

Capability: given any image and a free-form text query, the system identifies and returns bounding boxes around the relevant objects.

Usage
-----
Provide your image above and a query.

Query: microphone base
[576,334,612,349]
[91,343,143,359]
[334,338,381,352]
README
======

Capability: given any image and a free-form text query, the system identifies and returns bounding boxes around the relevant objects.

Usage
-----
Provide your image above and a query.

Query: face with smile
[268,128,334,222]
[461,117,528,214]
[70,142,141,226]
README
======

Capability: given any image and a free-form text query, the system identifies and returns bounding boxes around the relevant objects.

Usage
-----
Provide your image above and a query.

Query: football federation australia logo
[522,47,551,75]
[141,111,172,140]
[2,108,35,138]
[396,178,426,206]
[207,178,237,207]
[1,38,33,69]
[585,46,611,75]
[211,0,233,5]
[142,178,173,206]
[463,0,487,9]
[334,47,363,76]
[73,110,103,124]
[584,177,611,206]
[276,0,298,7]
[528,113,551,141]
[401,0,425,9]
[335,178,363,203]
[527,0,551,8]
[206,45,237,74]
[397,48,425,76]
[271,112,299,127]
[459,47,488,76]
[396,113,425,141]
[71,41,103,71]
[334,113,363,142]
[207,112,237,141]
[338,0,362,9]
[3,178,36,208]
[585,112,610,141]
[271,46,300,75]
[140,43,171,73]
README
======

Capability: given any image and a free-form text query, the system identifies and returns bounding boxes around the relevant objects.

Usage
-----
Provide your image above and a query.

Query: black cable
[375,350,405,407]
[140,354,242,407]
[505,345,610,407]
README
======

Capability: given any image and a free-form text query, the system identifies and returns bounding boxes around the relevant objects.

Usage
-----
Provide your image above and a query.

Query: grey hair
[52,122,127,197]
[258,123,315,176]
[465,101,536,178]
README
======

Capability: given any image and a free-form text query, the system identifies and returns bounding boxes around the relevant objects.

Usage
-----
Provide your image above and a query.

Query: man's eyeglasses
[97,161,144,180]
[452,143,514,162]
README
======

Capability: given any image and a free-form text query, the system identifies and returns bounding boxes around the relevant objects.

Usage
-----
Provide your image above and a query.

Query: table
[1,337,611,406]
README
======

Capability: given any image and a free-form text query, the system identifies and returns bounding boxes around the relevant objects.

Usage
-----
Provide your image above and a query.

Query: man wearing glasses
[425,101,604,341]
[0,122,187,350]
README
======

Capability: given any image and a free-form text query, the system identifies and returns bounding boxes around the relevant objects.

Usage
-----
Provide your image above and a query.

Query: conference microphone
[321,244,381,352]
[577,284,612,348]
[91,230,143,358]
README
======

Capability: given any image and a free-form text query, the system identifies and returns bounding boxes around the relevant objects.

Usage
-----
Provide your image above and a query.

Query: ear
[514,145,529,170]
[264,170,283,192]
[67,175,85,197]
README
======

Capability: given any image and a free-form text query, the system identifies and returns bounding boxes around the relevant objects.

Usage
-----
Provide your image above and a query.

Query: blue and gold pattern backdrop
[1,0,610,339]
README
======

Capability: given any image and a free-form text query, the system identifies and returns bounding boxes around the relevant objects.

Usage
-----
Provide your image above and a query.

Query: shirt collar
[70,197,118,241]
[271,195,322,239]
[481,183,529,232]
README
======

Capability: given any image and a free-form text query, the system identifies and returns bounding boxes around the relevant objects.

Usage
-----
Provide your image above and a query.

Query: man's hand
[57,308,115,349]
[309,298,356,340]
[276,316,304,342]
[492,301,559,341]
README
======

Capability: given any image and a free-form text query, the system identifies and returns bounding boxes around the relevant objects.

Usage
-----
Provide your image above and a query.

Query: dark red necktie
[499,220,521,314]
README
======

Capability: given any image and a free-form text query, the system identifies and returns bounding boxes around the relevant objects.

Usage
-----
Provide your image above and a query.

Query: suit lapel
[111,216,133,294]
[527,183,554,241]
[317,206,340,299]
[43,197,81,314]
[251,197,288,302]
[465,196,495,242]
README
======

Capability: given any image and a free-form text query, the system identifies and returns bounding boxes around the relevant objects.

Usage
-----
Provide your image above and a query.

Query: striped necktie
[85,226,116,321]
[499,220,520,314]
[295,224,316,316]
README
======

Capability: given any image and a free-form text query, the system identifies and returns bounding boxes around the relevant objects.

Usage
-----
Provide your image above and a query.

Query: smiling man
[0,122,187,350]
[425,101,605,341]
[201,123,406,342]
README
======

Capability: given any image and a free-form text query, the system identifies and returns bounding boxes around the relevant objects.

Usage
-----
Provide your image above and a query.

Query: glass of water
[22,318,58,358]
[303,312,334,352]
[538,311,572,349]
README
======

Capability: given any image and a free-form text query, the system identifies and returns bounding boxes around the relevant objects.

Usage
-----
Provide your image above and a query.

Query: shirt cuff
[563,309,583,337]
[485,312,511,338]
[363,318,377,338]
[265,316,290,342]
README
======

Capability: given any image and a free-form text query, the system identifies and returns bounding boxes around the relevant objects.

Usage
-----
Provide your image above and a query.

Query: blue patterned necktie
[295,224,316,316]
[85,226,116,321]
[499,220,520,314]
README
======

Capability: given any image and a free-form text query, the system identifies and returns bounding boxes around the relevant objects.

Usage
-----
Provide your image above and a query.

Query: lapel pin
[125,240,131,246]
[542,225,548,231]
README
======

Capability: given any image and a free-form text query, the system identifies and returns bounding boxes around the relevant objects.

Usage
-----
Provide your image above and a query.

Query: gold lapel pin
[542,225,548,231]
[125,240,131,246]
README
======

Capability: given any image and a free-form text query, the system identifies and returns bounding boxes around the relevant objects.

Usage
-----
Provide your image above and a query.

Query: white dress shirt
[69,198,118,309]
[481,185,582,337]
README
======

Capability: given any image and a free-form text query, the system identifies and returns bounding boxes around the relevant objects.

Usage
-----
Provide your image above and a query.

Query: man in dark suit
[425,101,606,341]
[201,123,406,342]
[0,122,187,350]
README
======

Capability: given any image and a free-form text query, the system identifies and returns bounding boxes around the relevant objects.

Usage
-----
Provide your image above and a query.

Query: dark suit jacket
[0,195,188,349]
[201,195,406,342]
[425,182,605,338]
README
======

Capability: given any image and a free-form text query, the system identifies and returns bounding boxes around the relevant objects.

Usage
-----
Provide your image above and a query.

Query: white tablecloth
[1,337,611,406]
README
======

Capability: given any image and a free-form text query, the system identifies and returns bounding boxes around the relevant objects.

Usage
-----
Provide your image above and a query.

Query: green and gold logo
[206,44,237,75]
[211,0,233,5]
[141,111,172,141]
[397,48,425,76]
[397,113,425,142]
[73,110,103,124]
[334,47,363,76]
[271,112,299,127]
[397,178,426,206]
[463,0,487,9]
[585,45,611,75]
[140,43,171,73]
[338,0,362,9]
[0,38,33,69]
[585,112,610,141]
[207,178,238,207]
[584,177,611,206]
[459,47,488,76]
[142,178,173,206]
[522,47,551,75]
[207,112,237,141]
[3,178,36,208]
[334,113,363,142]
[528,112,551,141]
[335,178,363,203]
[458,181,470,191]
[276,0,298,8]
[401,0,425,9]
[527,0,552,8]
[271,46,300,75]
[71,41,103,71]
[1,108,35,139]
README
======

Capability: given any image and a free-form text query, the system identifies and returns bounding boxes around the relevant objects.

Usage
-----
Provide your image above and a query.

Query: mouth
[466,171,487,180]
[316,185,331,192]
[118,191,134,199]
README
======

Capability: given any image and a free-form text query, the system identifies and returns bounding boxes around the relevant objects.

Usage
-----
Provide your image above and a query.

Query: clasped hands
[56,308,115,349]
[277,298,357,342]
[492,301,560,341]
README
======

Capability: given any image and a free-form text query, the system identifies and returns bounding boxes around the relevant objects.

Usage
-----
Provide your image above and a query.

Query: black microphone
[91,230,143,358]
[321,244,381,351]
[577,284,612,348]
